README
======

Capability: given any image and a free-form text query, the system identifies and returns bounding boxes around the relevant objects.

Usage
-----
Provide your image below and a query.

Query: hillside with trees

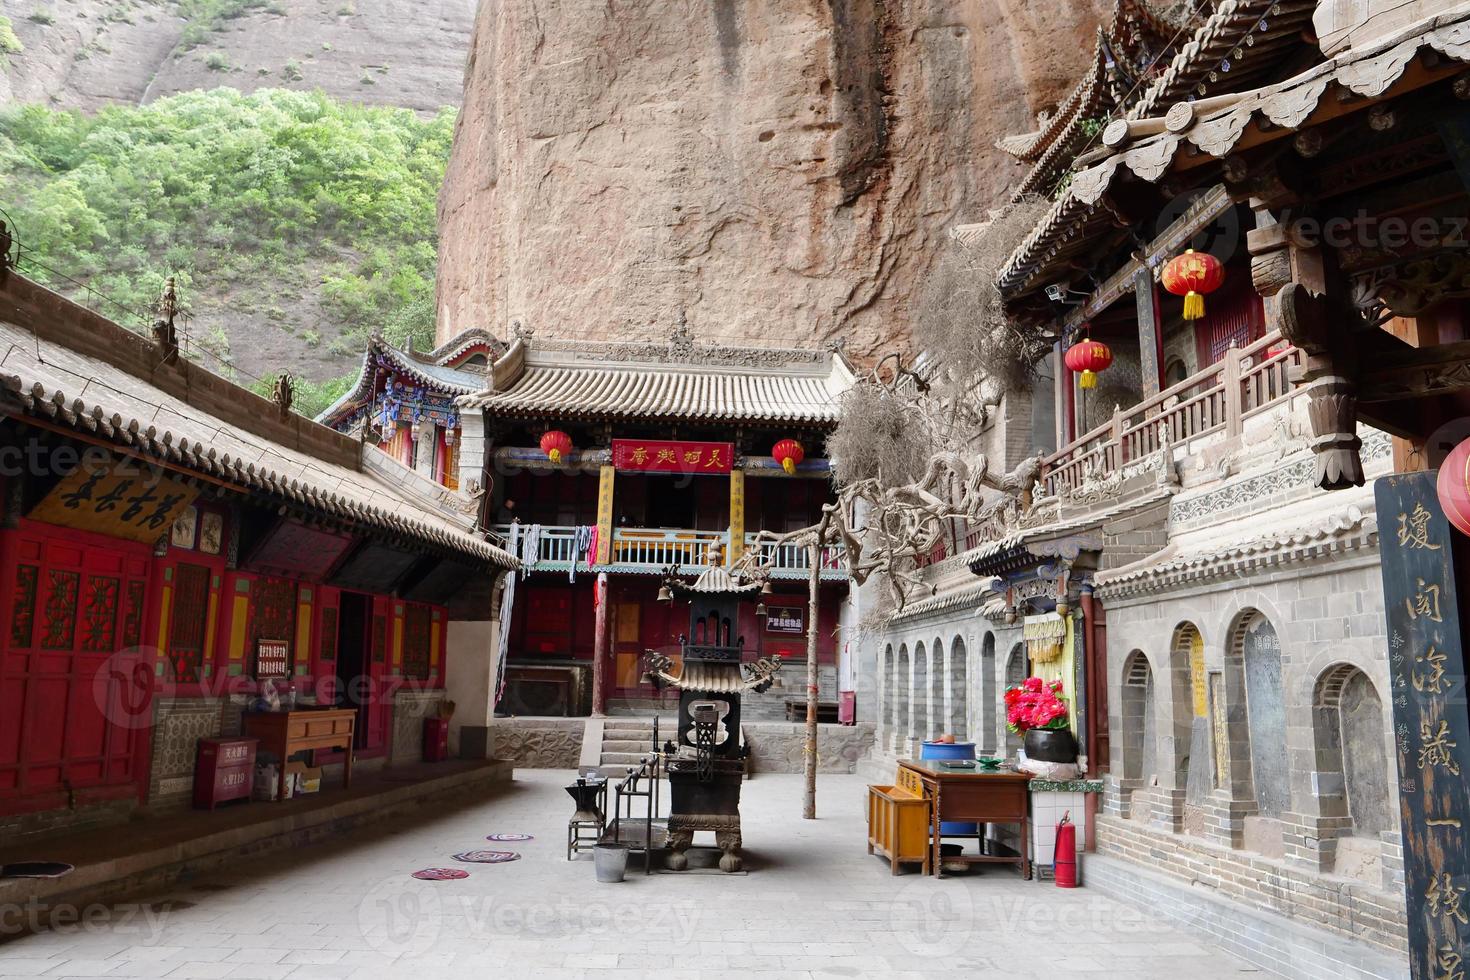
[1,87,453,416]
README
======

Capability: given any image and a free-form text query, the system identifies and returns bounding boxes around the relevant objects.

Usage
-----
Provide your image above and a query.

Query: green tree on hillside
[0,88,452,415]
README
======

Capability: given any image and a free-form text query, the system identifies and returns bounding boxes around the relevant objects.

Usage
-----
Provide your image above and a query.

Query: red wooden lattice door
[0,523,153,815]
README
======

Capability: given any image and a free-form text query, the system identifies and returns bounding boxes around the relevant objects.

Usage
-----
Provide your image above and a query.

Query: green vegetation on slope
[0,87,453,417]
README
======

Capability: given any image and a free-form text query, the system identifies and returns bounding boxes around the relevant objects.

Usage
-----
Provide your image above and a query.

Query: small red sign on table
[612,439,733,474]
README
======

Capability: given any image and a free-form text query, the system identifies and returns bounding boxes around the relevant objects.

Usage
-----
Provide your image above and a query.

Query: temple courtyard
[0,770,1258,980]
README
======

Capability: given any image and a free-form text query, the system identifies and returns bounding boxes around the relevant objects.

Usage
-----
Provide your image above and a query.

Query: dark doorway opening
[646,475,695,528]
[336,592,372,750]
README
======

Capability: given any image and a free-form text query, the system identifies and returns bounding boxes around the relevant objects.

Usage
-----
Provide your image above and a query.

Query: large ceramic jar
[1023,727,1078,763]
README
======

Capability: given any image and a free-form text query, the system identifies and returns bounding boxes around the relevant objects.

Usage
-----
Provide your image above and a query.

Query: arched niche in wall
[946,636,967,741]
[1120,650,1156,817]
[1004,643,1026,760]
[1171,622,1212,835]
[895,643,910,749]
[912,640,930,741]
[979,632,997,755]
[1314,663,1393,881]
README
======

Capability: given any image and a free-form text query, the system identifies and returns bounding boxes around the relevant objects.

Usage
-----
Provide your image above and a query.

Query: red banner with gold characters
[611,439,733,474]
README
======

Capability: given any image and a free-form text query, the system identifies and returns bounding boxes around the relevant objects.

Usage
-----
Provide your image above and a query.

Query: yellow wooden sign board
[29,460,197,544]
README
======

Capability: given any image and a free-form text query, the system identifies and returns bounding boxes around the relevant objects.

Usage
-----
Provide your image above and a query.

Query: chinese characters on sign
[765,606,804,635]
[255,639,290,680]
[611,439,733,474]
[29,459,197,544]
[1375,473,1470,980]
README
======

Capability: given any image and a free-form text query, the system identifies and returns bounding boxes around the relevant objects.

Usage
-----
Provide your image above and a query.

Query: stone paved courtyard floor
[0,769,1261,979]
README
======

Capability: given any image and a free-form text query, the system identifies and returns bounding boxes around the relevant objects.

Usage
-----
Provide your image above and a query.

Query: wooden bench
[867,765,932,874]
[784,699,840,723]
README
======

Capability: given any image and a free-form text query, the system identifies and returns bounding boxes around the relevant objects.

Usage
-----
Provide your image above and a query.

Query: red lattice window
[249,577,297,671]
[41,570,80,650]
[10,564,38,647]
[402,604,431,680]
[121,581,145,649]
[319,606,338,663]
[168,564,212,683]
[79,575,120,653]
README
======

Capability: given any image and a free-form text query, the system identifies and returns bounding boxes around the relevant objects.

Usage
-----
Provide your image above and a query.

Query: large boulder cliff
[0,0,471,113]
[437,0,1110,360]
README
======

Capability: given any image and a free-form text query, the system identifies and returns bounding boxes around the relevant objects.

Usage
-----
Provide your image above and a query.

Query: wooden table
[243,708,355,802]
[898,759,1032,878]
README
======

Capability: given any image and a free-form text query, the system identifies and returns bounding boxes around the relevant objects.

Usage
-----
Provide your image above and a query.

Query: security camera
[1045,283,1066,302]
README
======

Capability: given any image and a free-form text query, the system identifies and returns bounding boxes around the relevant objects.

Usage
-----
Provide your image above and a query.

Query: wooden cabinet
[867,776,932,875]
[193,737,257,810]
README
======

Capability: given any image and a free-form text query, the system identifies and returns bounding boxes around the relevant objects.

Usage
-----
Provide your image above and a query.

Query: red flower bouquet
[1004,677,1069,734]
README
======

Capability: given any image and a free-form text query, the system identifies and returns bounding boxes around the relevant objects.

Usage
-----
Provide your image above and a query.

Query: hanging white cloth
[521,523,541,579]
[492,525,520,710]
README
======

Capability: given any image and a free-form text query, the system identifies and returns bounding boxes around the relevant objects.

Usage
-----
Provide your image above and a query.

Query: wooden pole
[804,512,831,820]
[591,572,609,717]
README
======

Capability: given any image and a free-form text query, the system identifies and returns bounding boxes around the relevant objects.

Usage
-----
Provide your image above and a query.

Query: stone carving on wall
[1172,430,1390,527]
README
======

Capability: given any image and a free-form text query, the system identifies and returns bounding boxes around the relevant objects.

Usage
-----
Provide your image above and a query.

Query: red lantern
[1438,439,1470,537]
[1161,248,1226,320]
[772,438,805,475]
[1064,338,1113,390]
[539,429,573,464]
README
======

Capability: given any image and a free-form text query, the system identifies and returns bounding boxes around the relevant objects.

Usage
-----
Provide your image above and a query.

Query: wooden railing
[1043,332,1302,496]
[744,533,847,577]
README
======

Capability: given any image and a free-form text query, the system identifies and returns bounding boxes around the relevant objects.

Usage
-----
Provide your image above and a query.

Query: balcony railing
[743,534,846,579]
[490,525,848,580]
[1042,331,1303,497]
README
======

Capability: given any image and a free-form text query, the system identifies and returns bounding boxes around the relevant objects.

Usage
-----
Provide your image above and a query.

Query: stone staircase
[595,717,670,773]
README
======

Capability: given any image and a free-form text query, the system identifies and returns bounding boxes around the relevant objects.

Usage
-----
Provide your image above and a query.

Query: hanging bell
[657,583,673,603]
[755,602,768,618]
[760,580,773,596]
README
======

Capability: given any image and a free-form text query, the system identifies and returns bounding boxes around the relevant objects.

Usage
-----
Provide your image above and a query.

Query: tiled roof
[317,336,486,426]
[997,0,1322,299]
[1067,12,1470,201]
[458,336,855,426]
[0,315,516,570]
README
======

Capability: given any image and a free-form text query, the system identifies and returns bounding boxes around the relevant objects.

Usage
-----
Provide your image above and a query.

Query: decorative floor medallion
[452,849,521,864]
[411,868,469,881]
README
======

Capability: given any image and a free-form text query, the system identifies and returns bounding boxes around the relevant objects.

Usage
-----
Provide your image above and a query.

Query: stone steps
[596,715,669,769]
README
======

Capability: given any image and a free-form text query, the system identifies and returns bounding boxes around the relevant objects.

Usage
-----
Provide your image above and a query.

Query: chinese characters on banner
[255,639,291,680]
[611,439,733,474]
[1375,473,1470,980]
[28,459,197,544]
[765,606,804,635]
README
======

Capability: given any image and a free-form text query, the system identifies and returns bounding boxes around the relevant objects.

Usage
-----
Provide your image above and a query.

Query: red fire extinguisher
[1054,811,1078,888]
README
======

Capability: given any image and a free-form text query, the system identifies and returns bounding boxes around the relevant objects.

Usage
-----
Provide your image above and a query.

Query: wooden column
[591,572,609,717]
[1053,342,1068,448]
[1133,268,1163,400]
[1248,215,1363,489]
[728,468,745,565]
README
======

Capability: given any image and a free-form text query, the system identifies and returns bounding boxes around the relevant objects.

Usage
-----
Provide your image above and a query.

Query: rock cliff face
[436,0,1110,360]
[0,0,472,113]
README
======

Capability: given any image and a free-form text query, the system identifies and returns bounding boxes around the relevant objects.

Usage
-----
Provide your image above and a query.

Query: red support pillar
[591,572,609,717]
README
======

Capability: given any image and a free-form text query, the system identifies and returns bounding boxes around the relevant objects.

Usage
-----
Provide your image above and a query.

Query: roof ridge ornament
[512,318,534,344]
[669,309,694,360]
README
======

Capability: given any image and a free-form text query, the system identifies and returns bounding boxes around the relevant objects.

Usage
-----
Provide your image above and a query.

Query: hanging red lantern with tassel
[772,438,805,475]
[539,429,573,464]
[1161,248,1226,320]
[1064,337,1113,390]
[1437,439,1470,537]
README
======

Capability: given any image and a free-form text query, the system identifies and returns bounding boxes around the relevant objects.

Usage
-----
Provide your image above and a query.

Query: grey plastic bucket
[594,843,629,882]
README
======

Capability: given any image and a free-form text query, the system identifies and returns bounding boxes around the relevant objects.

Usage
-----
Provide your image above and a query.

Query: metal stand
[604,718,663,874]
[566,777,607,860]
